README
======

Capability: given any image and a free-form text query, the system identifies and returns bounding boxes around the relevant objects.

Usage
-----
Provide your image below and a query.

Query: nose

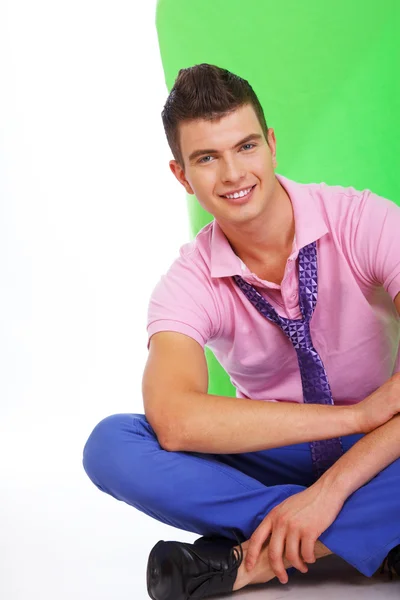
[219,157,246,184]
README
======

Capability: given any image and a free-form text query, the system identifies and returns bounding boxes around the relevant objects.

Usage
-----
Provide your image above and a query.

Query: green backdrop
[155,0,400,397]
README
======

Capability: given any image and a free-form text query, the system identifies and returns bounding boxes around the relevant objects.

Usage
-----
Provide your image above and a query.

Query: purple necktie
[233,241,344,480]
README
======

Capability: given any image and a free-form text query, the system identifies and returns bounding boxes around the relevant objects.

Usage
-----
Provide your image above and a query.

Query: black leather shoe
[380,544,400,580]
[147,529,244,600]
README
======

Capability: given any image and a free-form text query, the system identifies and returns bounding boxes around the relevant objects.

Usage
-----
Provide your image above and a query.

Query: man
[83,64,400,599]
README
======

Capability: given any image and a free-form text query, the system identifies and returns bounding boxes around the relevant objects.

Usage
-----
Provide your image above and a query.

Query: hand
[245,484,344,584]
[354,373,400,434]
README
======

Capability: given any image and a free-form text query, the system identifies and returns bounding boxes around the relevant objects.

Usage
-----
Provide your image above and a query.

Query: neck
[218,179,296,264]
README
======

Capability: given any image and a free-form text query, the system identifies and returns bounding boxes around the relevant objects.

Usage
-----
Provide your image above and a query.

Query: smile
[220,185,256,205]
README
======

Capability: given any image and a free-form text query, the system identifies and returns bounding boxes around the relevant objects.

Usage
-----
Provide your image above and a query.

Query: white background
[1,1,193,598]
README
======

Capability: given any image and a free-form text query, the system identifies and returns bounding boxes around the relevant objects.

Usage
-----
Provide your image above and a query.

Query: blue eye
[198,143,255,164]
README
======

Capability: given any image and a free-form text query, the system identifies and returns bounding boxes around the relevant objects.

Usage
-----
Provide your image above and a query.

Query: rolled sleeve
[147,320,207,350]
[146,247,220,350]
[348,190,400,301]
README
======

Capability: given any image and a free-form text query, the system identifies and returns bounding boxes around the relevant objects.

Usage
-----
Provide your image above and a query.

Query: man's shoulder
[301,177,364,201]
[312,179,398,221]
[176,220,214,264]
[302,178,368,220]
[277,173,366,215]
[159,220,215,290]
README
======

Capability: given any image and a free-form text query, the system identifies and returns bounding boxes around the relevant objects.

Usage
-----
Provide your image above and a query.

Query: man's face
[169,104,278,226]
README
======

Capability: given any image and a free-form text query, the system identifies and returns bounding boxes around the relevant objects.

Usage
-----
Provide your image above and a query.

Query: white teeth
[225,187,252,199]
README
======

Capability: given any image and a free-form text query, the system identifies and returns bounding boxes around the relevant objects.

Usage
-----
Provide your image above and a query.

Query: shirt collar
[210,173,329,279]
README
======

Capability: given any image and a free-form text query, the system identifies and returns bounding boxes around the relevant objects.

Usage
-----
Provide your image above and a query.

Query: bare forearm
[316,413,400,501]
[167,392,360,453]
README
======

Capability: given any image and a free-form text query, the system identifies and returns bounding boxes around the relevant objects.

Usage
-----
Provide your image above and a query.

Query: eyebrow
[188,133,263,163]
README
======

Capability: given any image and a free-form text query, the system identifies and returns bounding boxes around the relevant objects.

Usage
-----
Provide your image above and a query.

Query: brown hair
[161,63,269,170]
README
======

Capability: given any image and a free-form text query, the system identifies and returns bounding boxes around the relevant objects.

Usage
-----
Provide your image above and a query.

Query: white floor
[2,456,398,599]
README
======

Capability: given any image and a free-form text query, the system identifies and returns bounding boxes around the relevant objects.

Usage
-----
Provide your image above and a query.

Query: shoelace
[225,528,244,579]
[379,544,400,581]
[188,528,244,599]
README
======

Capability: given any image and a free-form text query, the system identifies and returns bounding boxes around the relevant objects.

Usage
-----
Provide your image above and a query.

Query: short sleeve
[146,246,221,350]
[345,189,400,301]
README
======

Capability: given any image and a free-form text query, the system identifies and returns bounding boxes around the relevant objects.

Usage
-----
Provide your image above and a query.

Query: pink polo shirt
[147,174,400,405]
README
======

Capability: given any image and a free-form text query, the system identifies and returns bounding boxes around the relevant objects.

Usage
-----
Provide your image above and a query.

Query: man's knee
[82,413,132,486]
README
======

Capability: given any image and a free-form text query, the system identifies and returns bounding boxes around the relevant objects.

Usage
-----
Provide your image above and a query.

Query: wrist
[347,404,364,435]
[314,464,353,505]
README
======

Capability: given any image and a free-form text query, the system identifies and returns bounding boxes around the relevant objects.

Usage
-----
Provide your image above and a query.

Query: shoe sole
[147,541,186,600]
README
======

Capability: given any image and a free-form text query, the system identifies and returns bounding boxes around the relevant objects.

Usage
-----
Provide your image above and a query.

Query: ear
[169,160,195,195]
[395,291,400,317]
[267,128,278,169]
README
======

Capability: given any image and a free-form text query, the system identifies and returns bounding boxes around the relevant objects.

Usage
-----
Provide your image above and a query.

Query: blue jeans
[82,412,400,577]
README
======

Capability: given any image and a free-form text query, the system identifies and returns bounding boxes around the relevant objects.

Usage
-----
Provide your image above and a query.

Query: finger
[268,526,288,584]
[284,532,308,573]
[245,521,271,571]
[301,537,316,564]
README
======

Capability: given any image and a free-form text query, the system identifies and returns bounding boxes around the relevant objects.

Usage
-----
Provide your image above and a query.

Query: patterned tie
[233,241,344,480]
